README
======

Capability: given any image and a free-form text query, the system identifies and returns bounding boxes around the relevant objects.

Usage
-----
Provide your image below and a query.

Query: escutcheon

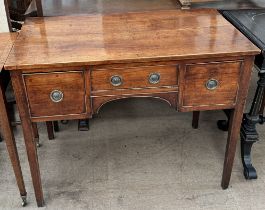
[110,75,123,87]
[50,90,64,103]
[149,73,160,84]
[206,79,218,90]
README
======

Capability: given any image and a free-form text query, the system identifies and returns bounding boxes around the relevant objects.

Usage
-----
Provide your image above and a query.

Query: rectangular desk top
[0,33,17,71]
[5,9,259,70]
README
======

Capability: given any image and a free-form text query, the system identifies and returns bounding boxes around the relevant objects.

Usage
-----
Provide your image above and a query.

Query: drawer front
[91,65,178,91]
[181,61,242,109]
[24,71,86,117]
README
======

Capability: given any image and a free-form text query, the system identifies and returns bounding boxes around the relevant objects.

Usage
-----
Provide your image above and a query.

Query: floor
[1,68,265,209]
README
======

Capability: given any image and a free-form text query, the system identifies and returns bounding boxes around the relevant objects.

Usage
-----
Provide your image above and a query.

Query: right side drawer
[181,61,242,110]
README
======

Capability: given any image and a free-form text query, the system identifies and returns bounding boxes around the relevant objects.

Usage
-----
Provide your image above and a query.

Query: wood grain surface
[23,71,86,117]
[0,33,17,70]
[4,9,261,206]
[181,61,242,109]
[92,64,178,91]
[4,9,260,70]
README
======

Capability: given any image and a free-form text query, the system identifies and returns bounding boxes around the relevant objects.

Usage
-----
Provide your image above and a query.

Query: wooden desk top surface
[5,9,260,70]
[0,33,17,71]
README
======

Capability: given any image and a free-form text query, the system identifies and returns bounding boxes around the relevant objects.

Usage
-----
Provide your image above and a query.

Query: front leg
[11,71,44,207]
[0,77,27,206]
[221,56,254,189]
[221,108,244,189]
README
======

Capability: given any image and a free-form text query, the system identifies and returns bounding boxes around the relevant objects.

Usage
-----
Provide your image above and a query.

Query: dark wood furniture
[217,9,265,180]
[0,33,27,206]
[31,0,89,138]
[4,9,259,206]
[34,0,43,17]
[190,0,265,10]
[7,0,32,12]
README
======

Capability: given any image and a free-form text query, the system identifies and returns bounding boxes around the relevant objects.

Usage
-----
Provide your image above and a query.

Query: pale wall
[0,0,9,32]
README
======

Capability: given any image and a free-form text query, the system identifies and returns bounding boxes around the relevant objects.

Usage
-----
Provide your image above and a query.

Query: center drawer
[91,64,178,92]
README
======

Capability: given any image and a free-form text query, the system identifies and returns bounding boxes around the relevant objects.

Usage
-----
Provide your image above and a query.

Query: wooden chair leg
[192,111,200,129]
[46,121,55,140]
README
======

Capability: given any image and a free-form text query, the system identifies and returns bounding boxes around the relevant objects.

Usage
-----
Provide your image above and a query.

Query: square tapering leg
[221,56,254,189]
[11,71,44,207]
[0,76,27,206]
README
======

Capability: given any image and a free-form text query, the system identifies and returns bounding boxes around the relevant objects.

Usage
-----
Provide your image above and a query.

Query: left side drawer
[23,71,86,117]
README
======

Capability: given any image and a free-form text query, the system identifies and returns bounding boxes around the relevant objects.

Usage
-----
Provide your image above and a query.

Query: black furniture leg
[53,121,59,132]
[217,109,231,131]
[240,67,265,179]
[78,119,90,131]
[240,114,259,179]
[46,121,55,140]
[192,111,200,129]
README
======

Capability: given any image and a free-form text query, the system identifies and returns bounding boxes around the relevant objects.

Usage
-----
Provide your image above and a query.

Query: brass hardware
[206,79,218,90]
[50,90,64,102]
[149,73,160,84]
[110,75,122,86]
[21,195,27,207]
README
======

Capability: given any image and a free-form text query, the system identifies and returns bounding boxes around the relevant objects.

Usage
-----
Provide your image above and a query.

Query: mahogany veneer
[24,71,86,117]
[4,9,260,206]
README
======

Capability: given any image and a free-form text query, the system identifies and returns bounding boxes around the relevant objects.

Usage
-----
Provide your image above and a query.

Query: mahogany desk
[4,9,260,206]
[0,33,27,206]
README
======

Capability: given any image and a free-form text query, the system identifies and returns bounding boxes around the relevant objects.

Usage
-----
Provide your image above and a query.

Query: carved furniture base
[216,71,265,180]
[240,114,259,179]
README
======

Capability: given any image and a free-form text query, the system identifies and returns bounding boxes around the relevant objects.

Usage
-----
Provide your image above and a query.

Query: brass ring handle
[206,79,219,90]
[50,90,64,103]
[110,75,122,87]
[149,73,160,84]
